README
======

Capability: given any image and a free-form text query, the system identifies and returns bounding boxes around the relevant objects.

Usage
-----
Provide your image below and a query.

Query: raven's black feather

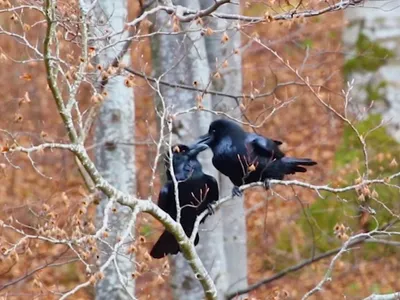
[150,144,218,259]
[196,119,317,194]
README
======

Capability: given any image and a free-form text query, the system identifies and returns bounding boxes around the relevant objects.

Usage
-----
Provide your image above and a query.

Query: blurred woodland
[0,0,399,299]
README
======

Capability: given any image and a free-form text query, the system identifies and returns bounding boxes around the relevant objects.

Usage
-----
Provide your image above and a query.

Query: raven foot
[232,186,243,197]
[263,179,271,190]
[207,204,215,216]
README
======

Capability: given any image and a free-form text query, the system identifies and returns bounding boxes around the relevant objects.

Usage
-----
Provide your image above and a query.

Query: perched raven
[195,119,317,196]
[150,143,219,259]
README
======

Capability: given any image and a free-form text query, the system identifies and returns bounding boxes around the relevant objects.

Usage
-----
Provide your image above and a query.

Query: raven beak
[196,133,212,146]
[187,143,208,157]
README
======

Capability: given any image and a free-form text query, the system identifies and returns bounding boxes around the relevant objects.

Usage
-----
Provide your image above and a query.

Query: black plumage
[195,119,317,195]
[150,144,219,259]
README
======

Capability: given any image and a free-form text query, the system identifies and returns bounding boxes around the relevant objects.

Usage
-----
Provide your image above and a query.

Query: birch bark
[151,1,228,298]
[90,0,137,298]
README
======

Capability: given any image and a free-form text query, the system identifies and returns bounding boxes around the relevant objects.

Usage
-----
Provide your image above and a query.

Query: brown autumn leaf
[87,62,95,71]
[221,32,229,43]
[155,275,165,284]
[124,78,135,88]
[213,72,221,79]
[88,46,96,57]
[10,14,17,22]
[19,73,32,81]
[376,152,385,162]
[14,113,23,122]
[205,27,214,36]
[248,164,256,172]
[172,22,180,32]
[264,12,273,22]
[195,17,203,25]
[40,131,48,139]
[358,193,365,202]
[389,158,398,167]
[127,245,137,255]
[22,23,31,32]
[1,146,9,153]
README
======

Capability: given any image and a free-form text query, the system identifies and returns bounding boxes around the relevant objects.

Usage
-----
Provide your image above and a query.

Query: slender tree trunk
[90,0,136,299]
[200,2,249,298]
[151,1,228,299]
[343,0,400,141]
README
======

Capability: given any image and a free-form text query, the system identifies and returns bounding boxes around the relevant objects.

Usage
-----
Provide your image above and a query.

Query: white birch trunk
[199,1,249,297]
[151,1,228,298]
[343,0,400,142]
[90,0,136,299]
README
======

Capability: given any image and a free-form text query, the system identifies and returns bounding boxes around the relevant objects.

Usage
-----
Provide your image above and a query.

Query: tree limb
[364,292,400,300]
[43,2,218,298]
[226,221,398,299]
[125,0,363,25]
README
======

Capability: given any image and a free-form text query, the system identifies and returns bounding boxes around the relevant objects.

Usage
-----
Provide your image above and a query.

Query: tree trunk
[343,0,400,142]
[151,1,228,299]
[200,1,249,297]
[91,0,136,299]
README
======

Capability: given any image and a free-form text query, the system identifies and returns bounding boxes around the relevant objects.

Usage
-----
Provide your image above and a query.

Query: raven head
[165,143,207,181]
[196,119,243,148]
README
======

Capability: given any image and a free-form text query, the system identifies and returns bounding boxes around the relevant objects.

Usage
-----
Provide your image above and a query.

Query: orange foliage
[0,0,399,299]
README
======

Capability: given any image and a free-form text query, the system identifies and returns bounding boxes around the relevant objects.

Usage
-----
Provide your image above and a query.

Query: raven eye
[212,129,216,133]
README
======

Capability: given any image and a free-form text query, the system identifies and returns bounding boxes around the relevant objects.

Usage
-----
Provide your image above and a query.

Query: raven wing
[197,175,219,224]
[157,182,177,219]
[205,175,219,204]
[248,134,285,159]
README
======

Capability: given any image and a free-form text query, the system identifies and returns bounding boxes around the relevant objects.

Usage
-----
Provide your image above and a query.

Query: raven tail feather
[281,157,317,175]
[150,230,179,259]
[150,230,200,259]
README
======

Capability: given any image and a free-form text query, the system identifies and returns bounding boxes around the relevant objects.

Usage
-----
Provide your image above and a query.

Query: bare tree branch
[364,292,400,300]
[125,0,364,25]
[0,248,74,292]
[226,221,398,300]
[2,0,398,299]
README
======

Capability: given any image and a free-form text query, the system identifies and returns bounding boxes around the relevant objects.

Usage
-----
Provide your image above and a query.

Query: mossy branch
[44,0,78,143]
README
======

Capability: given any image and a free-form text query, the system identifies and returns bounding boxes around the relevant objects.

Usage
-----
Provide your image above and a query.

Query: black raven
[150,143,219,259]
[195,119,317,196]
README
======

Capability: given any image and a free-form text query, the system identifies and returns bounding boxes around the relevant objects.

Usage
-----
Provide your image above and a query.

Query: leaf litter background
[0,0,399,299]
